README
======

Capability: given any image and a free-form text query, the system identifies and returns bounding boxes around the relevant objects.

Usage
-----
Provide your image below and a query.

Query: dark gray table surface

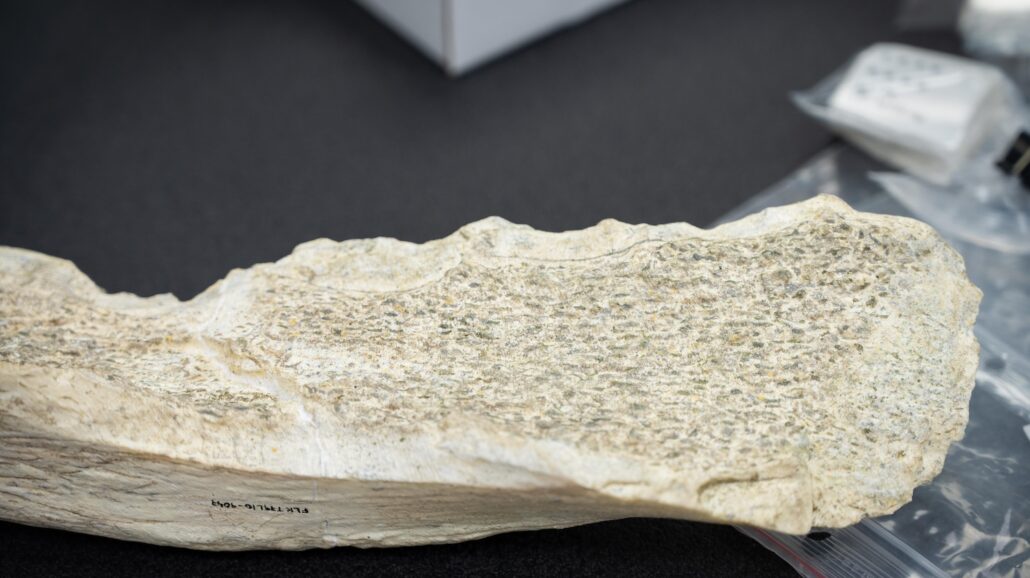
[0,1,957,576]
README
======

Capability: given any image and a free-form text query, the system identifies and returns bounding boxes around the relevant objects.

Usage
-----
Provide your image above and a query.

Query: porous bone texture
[0,195,981,549]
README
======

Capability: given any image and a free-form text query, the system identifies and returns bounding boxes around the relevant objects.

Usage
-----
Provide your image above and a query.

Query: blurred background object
[354,0,630,75]
[899,0,1030,93]
[959,0,1030,93]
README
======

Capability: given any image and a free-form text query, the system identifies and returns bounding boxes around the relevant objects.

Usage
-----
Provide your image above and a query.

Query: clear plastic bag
[792,43,1025,186]
[719,145,1030,578]
[871,170,1030,254]
[794,43,1030,255]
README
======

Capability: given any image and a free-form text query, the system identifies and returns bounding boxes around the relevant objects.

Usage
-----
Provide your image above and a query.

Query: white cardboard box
[354,0,629,75]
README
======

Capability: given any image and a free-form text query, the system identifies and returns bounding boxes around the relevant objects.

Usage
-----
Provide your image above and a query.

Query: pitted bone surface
[0,195,981,549]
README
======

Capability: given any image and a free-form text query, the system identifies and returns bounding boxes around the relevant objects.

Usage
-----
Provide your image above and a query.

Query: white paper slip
[828,43,1006,153]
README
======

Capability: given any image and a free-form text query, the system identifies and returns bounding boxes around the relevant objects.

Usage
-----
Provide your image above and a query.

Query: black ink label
[210,499,309,514]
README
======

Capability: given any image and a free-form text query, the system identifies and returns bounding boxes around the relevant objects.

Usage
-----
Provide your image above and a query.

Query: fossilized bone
[0,196,980,550]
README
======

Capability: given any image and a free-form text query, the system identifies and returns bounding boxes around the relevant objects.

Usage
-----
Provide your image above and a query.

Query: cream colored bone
[0,196,980,550]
